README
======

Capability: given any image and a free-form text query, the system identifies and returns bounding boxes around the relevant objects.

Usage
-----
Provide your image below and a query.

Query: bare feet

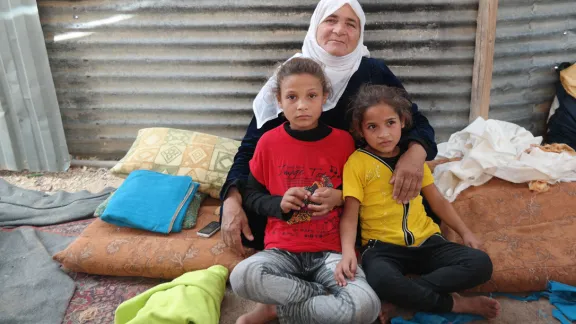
[236,303,277,324]
[451,293,501,319]
[378,302,397,324]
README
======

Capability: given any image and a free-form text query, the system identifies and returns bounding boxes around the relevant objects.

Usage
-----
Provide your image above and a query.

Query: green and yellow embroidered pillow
[111,128,240,199]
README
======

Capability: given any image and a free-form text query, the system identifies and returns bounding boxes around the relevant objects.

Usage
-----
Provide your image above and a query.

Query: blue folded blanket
[101,170,198,234]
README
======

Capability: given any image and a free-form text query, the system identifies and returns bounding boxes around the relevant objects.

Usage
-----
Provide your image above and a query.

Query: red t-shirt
[249,124,356,253]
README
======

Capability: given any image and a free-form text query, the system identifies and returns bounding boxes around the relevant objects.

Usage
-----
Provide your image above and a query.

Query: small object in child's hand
[302,175,334,205]
[302,182,320,206]
[287,175,334,225]
[196,221,221,238]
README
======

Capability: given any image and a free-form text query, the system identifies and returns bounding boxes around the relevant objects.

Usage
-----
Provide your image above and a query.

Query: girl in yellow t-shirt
[335,85,500,323]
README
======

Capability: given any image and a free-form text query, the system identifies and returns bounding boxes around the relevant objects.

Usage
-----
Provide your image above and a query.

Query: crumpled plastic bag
[433,118,576,202]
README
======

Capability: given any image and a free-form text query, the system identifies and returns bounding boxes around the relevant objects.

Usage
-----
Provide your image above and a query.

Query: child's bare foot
[236,303,277,324]
[451,293,501,319]
[378,302,397,324]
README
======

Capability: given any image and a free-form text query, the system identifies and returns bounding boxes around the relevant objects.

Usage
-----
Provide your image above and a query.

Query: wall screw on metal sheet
[74,15,79,19]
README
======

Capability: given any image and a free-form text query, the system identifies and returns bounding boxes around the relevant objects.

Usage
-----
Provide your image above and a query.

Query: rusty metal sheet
[38,0,478,159]
[490,0,575,136]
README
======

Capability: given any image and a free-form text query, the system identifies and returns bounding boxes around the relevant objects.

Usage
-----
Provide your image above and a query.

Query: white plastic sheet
[433,118,576,202]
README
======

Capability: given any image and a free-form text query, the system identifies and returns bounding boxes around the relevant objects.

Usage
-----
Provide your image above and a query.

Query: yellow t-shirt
[343,148,441,247]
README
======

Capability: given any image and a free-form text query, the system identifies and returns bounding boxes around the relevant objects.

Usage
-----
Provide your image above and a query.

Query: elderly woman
[224,1,437,323]
[221,0,437,255]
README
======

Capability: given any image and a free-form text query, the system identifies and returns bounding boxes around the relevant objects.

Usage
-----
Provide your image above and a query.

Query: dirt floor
[0,167,123,193]
[0,167,561,324]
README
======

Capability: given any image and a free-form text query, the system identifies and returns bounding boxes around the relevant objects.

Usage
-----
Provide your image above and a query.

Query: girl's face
[361,103,405,157]
[277,73,327,131]
[316,4,361,57]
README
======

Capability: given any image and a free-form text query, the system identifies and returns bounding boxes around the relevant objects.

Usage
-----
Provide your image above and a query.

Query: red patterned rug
[18,219,165,324]
[2,217,560,324]
[63,272,163,324]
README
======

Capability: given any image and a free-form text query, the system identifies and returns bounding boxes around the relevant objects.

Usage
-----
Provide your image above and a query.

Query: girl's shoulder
[343,150,370,175]
[258,124,287,145]
[328,126,353,139]
[326,127,355,149]
[345,149,369,164]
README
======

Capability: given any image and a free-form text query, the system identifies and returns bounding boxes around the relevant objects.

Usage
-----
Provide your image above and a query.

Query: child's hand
[462,232,483,249]
[280,187,310,214]
[335,253,357,286]
[307,188,343,216]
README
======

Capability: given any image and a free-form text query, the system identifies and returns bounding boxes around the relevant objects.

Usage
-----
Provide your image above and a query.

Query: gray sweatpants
[230,249,380,324]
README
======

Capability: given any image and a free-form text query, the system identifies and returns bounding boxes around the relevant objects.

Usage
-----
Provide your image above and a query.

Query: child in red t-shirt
[229,57,379,324]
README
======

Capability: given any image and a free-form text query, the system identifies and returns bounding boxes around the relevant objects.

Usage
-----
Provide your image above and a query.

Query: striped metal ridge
[39,0,479,159]
[490,0,575,137]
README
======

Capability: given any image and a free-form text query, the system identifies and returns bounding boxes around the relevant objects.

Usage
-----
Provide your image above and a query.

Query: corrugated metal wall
[490,0,575,136]
[0,0,70,171]
[38,0,479,160]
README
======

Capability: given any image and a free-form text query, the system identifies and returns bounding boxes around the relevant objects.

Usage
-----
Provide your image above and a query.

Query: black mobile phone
[197,221,221,238]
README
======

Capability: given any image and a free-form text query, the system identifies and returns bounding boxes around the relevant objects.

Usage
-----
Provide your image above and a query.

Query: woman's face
[316,4,361,57]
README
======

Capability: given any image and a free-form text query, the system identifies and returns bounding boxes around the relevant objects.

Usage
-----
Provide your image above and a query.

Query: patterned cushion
[94,191,208,229]
[111,128,240,199]
[53,198,249,279]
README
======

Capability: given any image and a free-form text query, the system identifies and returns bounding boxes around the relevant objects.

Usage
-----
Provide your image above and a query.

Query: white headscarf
[252,0,370,129]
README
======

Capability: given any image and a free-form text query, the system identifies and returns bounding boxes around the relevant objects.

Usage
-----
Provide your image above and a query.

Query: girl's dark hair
[275,57,331,98]
[349,84,413,140]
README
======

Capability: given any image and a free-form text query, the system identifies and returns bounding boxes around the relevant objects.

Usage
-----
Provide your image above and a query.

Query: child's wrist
[458,228,473,238]
[334,189,344,206]
[342,247,356,256]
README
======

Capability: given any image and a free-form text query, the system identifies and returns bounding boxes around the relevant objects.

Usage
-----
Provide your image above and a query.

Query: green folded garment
[182,192,208,229]
[95,192,207,229]
[115,265,228,324]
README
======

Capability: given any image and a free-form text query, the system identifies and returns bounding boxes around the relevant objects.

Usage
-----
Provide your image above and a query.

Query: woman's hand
[335,253,358,286]
[307,187,343,217]
[221,188,253,256]
[280,187,310,214]
[391,143,427,204]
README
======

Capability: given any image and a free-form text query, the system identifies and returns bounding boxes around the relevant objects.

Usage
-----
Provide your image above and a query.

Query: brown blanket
[446,178,576,292]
